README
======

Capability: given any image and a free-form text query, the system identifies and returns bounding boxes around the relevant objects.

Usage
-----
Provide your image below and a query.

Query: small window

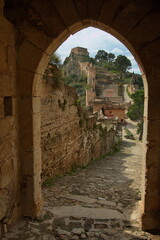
[4,97,12,116]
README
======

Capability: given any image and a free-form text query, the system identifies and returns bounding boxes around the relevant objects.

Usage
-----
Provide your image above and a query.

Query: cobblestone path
[3,126,159,240]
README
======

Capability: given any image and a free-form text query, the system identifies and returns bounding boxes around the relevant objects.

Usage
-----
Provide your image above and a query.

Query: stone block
[0,73,15,97]
[0,44,8,74]
[53,0,81,29]
[33,129,41,152]
[0,0,4,14]
[22,148,41,176]
[22,28,52,55]
[2,76,14,96]
[0,189,9,220]
[142,211,160,230]
[17,69,34,96]
[0,97,4,118]
[0,161,13,189]
[73,0,89,25]
[17,39,47,73]
[32,97,41,114]
[0,117,13,137]
[30,0,66,37]
[0,15,15,45]
[88,0,105,20]
[111,0,152,37]
[127,10,160,50]
[33,112,41,137]
[145,193,160,212]
[22,173,43,217]
[98,0,122,26]
[20,130,34,151]
[147,119,160,143]
[33,150,42,175]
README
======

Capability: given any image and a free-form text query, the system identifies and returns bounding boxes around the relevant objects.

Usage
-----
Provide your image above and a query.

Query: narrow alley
[2,123,157,240]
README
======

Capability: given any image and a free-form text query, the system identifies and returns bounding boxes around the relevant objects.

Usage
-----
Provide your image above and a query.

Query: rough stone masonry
[2,123,159,240]
[41,72,116,182]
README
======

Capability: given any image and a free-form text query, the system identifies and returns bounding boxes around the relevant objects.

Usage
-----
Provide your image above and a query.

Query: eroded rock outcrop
[63,47,90,77]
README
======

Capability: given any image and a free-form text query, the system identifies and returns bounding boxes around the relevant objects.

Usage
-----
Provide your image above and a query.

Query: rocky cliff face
[63,47,90,77]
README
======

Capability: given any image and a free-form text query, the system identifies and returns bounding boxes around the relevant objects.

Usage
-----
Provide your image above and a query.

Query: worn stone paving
[2,125,160,240]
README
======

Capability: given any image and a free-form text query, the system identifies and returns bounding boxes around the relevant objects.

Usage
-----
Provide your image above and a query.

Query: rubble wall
[41,80,116,181]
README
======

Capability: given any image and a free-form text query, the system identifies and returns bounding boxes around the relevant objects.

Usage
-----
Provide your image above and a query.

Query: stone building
[85,63,97,106]
[0,0,160,233]
[89,99,126,123]
[63,46,123,106]
[84,56,125,121]
[103,104,126,123]
[63,47,90,76]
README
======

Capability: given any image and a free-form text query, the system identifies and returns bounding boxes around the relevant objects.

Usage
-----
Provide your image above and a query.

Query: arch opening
[38,26,148,238]
[21,22,152,231]
[27,23,150,227]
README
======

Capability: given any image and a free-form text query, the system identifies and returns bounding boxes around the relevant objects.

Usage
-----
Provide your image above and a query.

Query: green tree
[115,55,131,73]
[44,53,63,87]
[127,89,144,140]
[50,53,62,67]
[65,74,87,106]
[89,57,96,64]
[108,53,115,62]
[127,90,144,121]
[95,50,108,62]
[134,74,144,89]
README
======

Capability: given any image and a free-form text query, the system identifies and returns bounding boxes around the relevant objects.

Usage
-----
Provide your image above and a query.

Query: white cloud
[56,27,141,74]
[132,67,141,74]
[111,47,124,54]
[126,55,134,61]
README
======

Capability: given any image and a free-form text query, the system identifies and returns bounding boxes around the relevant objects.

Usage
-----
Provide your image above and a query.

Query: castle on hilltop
[63,47,126,123]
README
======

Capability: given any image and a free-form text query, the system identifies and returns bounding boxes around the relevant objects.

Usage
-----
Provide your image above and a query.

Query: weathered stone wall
[63,47,89,77]
[41,80,116,180]
[71,47,89,56]
[86,90,96,106]
[0,4,20,230]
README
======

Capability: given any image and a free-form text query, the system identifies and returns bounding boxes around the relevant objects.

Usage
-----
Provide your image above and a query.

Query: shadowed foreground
[3,125,159,240]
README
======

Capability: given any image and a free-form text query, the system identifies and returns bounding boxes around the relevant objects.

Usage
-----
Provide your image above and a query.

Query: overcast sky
[56,27,140,74]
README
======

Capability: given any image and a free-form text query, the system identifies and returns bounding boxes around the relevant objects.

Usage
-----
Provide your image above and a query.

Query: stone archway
[3,0,160,231]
